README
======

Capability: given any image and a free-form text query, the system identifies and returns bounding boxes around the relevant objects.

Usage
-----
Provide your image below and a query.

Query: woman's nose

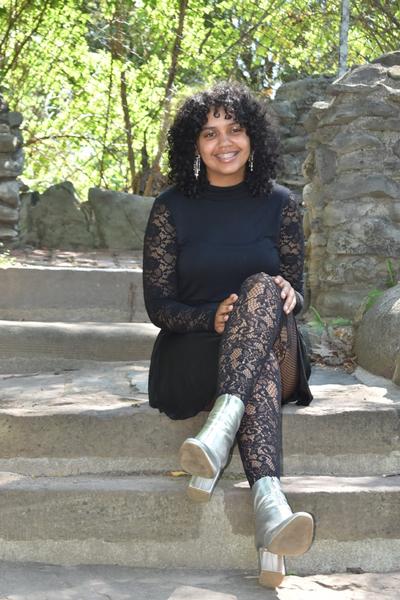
[219,131,233,145]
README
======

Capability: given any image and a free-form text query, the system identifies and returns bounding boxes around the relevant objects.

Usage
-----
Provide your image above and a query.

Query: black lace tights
[216,272,299,487]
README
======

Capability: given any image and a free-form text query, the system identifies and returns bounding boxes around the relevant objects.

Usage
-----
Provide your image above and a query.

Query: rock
[0,111,23,127]
[314,145,336,183]
[88,187,154,250]
[393,355,400,385]
[319,99,398,126]
[0,203,18,223]
[23,182,94,249]
[326,219,400,256]
[282,135,307,153]
[336,148,383,173]
[323,256,387,285]
[0,150,24,178]
[301,153,315,181]
[315,289,371,319]
[272,100,296,122]
[328,174,400,201]
[388,90,400,102]
[333,64,386,88]
[323,200,390,227]
[0,180,20,207]
[282,154,304,177]
[388,66,400,80]
[0,225,17,240]
[355,117,400,132]
[392,202,400,221]
[331,132,383,154]
[0,133,18,153]
[372,50,400,67]
[309,124,342,144]
[354,283,400,383]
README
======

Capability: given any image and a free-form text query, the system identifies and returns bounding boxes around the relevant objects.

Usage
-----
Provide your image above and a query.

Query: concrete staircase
[0,250,399,576]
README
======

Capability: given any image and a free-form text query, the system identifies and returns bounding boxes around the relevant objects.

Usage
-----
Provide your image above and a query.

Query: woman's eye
[204,131,215,138]
[232,126,242,133]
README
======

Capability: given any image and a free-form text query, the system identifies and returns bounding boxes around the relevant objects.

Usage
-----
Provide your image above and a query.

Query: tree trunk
[339,0,350,75]
[111,1,136,192]
[143,0,189,196]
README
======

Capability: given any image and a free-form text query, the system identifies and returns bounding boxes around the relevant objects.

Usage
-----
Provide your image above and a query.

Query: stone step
[0,364,398,477]
[0,471,398,575]
[0,320,158,372]
[1,562,399,600]
[0,265,147,322]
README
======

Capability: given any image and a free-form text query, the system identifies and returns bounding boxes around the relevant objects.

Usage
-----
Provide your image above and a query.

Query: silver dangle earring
[194,154,201,179]
[249,150,254,172]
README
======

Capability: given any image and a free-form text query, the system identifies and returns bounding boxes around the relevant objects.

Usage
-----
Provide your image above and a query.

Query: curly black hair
[167,81,281,197]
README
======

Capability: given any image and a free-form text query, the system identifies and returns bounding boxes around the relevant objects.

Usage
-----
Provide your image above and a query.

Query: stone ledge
[0,364,398,477]
[0,473,399,574]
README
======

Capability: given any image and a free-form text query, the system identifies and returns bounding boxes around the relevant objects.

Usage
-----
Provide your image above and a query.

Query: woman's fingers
[273,276,296,314]
[214,293,238,333]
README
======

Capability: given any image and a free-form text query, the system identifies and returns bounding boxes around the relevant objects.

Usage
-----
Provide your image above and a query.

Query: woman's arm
[277,193,305,316]
[143,198,218,332]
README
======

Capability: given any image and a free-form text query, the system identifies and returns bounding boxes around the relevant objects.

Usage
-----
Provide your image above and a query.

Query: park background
[1,0,399,198]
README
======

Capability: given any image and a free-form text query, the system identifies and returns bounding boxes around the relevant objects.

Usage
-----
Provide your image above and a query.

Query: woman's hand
[273,275,296,314]
[214,293,238,334]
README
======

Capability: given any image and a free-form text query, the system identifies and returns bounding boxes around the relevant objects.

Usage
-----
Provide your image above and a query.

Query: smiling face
[196,107,251,187]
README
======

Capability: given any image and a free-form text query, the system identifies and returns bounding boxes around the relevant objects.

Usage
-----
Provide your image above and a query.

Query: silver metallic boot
[186,441,235,502]
[253,476,314,558]
[186,472,220,502]
[179,394,244,479]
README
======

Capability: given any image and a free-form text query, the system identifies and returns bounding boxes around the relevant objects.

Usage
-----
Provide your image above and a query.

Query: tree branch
[144,0,189,196]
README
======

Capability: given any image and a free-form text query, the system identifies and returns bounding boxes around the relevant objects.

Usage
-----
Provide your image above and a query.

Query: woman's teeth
[216,152,238,160]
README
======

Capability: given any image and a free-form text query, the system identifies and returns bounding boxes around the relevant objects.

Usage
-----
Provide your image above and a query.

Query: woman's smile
[214,150,240,162]
[197,108,251,186]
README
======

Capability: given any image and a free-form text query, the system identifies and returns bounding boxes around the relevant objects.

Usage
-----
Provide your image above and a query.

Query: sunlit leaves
[0,0,398,197]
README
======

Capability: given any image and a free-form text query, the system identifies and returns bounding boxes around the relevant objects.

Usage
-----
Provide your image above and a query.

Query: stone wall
[0,95,23,243]
[272,76,333,198]
[303,51,400,319]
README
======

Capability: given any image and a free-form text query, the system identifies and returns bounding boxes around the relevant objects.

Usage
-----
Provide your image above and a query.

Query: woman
[142,82,314,588]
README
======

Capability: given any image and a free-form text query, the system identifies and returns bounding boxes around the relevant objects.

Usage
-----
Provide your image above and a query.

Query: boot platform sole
[179,438,218,479]
[267,512,314,556]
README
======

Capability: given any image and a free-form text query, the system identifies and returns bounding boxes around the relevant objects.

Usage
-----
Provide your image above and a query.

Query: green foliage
[307,305,352,332]
[359,258,399,315]
[0,0,399,197]
[385,258,398,288]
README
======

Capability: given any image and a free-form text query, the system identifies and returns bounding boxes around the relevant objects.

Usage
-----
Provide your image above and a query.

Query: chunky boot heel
[258,548,285,588]
[187,471,220,502]
[179,394,244,478]
[253,476,314,558]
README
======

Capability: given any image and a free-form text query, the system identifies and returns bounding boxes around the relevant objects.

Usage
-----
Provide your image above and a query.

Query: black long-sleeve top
[143,181,305,333]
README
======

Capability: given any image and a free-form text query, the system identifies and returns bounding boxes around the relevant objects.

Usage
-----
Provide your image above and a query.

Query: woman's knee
[240,272,281,299]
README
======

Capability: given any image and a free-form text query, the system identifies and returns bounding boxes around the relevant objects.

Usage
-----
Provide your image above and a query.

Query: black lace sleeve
[278,193,305,316]
[143,198,218,332]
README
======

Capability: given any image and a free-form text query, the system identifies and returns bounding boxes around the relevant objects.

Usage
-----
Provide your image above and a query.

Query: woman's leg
[215,270,296,486]
[216,272,283,405]
[236,310,299,486]
[180,272,282,480]
[185,272,285,498]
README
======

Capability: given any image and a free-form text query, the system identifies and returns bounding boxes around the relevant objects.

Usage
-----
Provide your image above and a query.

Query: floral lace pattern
[143,200,216,332]
[279,193,305,313]
[216,272,298,486]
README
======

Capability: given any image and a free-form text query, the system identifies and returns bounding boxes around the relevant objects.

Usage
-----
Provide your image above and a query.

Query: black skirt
[148,320,313,421]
